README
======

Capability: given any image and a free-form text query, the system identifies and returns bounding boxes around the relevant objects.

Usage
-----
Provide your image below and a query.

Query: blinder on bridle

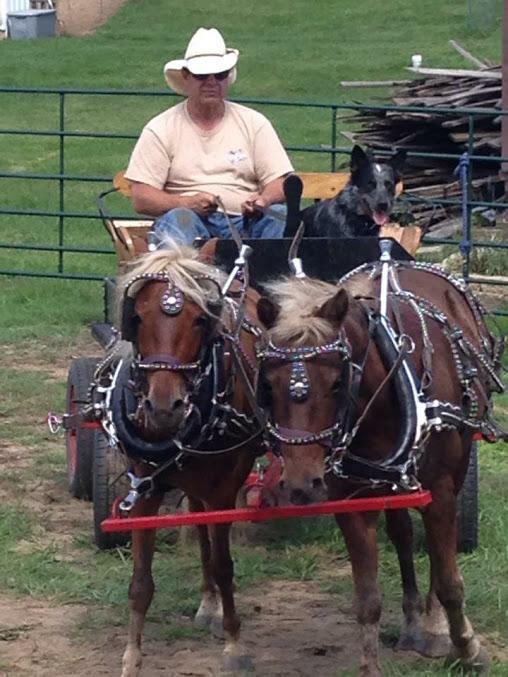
[256,334,353,452]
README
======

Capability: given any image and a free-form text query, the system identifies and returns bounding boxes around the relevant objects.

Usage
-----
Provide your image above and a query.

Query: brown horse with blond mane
[115,240,264,676]
[256,257,504,676]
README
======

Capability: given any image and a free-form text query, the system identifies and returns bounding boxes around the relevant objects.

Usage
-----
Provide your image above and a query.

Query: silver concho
[160,285,184,315]
[289,360,310,402]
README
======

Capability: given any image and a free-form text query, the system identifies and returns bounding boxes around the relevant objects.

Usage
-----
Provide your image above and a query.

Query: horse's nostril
[311,477,324,490]
[278,479,285,491]
[172,399,184,411]
[144,398,153,413]
[290,488,311,505]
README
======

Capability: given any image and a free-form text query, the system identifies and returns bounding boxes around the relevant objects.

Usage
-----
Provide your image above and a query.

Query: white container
[7,8,56,39]
[411,54,423,70]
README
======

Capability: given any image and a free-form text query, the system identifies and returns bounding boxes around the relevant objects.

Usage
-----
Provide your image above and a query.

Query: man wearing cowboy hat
[125,27,294,244]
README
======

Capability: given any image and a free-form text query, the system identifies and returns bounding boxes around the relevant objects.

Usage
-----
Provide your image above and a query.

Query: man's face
[182,69,230,105]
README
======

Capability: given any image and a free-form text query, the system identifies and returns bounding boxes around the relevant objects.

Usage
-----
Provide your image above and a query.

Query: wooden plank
[379,224,422,256]
[406,66,501,80]
[298,172,350,199]
[341,79,412,87]
[298,172,403,200]
[113,171,132,197]
[448,40,489,69]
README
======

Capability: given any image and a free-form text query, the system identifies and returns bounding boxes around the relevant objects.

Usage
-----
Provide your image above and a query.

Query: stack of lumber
[340,43,503,233]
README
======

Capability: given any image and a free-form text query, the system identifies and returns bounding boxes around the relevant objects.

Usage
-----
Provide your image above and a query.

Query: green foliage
[0,0,504,341]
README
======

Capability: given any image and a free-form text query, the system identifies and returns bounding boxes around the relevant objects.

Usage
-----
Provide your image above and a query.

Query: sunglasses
[191,70,231,82]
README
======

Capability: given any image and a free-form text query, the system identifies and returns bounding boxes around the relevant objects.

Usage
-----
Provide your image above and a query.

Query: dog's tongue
[373,211,389,226]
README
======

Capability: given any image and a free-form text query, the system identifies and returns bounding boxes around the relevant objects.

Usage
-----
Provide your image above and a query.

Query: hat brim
[164,49,238,95]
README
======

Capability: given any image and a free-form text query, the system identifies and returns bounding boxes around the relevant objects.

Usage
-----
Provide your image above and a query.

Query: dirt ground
[1,334,505,676]
[0,580,406,677]
[56,0,128,36]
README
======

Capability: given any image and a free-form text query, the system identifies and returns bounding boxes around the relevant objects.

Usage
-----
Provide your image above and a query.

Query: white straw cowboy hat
[164,28,239,95]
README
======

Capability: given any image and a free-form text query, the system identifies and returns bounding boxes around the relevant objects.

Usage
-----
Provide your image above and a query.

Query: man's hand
[184,192,218,217]
[241,193,268,217]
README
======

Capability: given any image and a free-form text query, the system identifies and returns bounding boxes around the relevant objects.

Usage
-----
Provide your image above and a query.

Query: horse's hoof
[445,646,490,673]
[194,611,213,631]
[419,632,451,658]
[395,630,424,653]
[210,616,225,639]
[220,653,255,675]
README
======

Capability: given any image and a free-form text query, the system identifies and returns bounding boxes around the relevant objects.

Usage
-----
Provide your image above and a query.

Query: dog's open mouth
[372,211,389,226]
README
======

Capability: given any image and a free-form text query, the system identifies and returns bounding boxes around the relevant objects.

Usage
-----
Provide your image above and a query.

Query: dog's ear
[350,145,371,174]
[390,149,407,177]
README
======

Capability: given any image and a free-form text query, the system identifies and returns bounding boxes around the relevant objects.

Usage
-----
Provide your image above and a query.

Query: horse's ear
[257,297,280,329]
[314,288,349,326]
[350,145,370,173]
[197,238,218,262]
[390,148,407,176]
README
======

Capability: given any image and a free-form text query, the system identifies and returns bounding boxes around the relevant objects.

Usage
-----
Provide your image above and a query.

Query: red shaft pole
[101,491,432,533]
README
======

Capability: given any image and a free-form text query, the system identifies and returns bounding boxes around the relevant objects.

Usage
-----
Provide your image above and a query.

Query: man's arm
[130,182,218,218]
[241,175,289,216]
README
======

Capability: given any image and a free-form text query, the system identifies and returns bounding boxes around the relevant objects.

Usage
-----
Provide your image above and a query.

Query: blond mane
[118,238,226,314]
[263,275,372,345]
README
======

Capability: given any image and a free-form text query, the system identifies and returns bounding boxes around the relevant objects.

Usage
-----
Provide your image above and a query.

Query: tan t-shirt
[125,101,294,215]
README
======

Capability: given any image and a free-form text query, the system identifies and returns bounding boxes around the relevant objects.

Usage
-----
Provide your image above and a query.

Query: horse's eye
[258,375,273,406]
[193,315,209,328]
[331,374,344,395]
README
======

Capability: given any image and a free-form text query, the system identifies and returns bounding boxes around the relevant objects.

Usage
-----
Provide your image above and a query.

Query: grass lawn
[0,0,505,339]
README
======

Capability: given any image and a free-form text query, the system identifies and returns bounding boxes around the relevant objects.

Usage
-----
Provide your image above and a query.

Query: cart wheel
[93,430,130,550]
[66,357,99,500]
[457,441,479,553]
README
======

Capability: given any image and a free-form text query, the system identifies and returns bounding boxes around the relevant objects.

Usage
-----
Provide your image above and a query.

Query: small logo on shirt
[227,149,248,165]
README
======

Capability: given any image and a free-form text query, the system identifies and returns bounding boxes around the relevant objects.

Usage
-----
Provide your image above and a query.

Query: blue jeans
[152,205,286,246]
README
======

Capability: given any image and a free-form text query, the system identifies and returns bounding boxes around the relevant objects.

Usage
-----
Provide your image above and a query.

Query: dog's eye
[367,180,376,190]
[385,180,394,191]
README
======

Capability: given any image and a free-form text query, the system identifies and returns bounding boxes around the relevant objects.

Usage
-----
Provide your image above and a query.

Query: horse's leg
[385,509,424,652]
[420,585,451,657]
[188,496,223,633]
[209,520,254,674]
[121,493,164,677]
[336,511,382,677]
[423,476,489,672]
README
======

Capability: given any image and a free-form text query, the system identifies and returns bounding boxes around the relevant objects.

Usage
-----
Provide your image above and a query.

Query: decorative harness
[257,252,505,492]
[86,266,266,510]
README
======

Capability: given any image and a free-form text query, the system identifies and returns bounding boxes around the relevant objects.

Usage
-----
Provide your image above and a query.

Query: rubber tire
[93,430,130,550]
[457,441,479,553]
[66,357,98,500]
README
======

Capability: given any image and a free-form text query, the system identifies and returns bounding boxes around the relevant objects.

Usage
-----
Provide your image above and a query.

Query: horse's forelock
[263,277,344,345]
[117,239,226,316]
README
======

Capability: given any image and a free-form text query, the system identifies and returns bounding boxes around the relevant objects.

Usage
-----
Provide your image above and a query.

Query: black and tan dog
[302,145,406,237]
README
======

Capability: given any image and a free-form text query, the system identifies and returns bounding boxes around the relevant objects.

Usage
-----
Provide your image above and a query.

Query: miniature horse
[116,241,263,677]
[256,263,504,676]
